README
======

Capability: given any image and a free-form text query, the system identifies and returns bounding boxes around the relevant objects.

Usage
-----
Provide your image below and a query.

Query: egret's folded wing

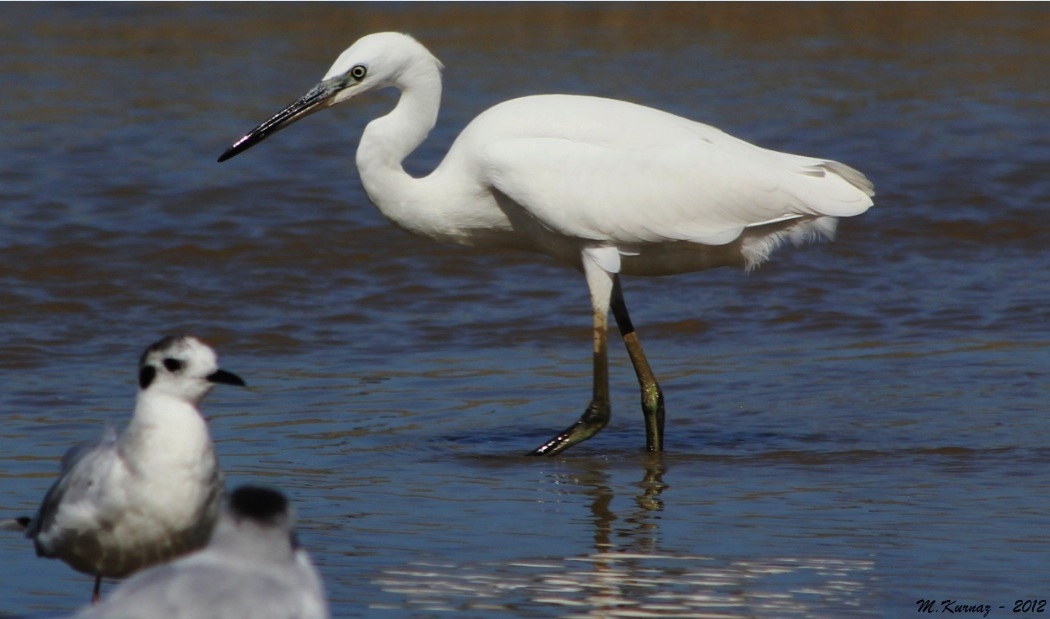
[483,131,872,248]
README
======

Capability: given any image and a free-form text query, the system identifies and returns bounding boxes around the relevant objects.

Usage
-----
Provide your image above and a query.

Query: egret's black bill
[218,80,338,162]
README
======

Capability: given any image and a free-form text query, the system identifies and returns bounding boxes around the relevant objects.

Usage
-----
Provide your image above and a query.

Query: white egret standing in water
[219,32,874,456]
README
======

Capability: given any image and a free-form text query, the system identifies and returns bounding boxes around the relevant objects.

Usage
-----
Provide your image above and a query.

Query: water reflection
[555,455,668,554]
[375,456,877,617]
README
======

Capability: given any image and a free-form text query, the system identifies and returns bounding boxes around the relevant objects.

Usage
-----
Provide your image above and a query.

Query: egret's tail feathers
[822,160,875,198]
[740,216,837,271]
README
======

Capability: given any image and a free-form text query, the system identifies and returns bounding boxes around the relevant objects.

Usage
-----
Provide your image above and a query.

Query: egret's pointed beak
[218,78,341,162]
[207,369,246,387]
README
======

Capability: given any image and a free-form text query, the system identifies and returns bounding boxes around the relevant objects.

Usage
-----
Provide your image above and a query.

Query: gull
[71,485,329,619]
[219,32,874,456]
[23,335,245,601]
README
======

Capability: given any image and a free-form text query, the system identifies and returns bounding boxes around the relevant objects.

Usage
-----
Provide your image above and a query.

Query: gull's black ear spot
[139,366,157,390]
[229,486,288,525]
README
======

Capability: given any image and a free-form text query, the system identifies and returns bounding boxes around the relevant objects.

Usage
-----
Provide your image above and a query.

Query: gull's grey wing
[25,430,120,546]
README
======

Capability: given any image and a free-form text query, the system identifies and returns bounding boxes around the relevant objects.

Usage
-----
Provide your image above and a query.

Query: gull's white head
[137,335,245,403]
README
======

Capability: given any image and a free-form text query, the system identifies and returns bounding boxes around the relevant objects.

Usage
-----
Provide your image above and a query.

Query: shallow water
[2,4,1049,618]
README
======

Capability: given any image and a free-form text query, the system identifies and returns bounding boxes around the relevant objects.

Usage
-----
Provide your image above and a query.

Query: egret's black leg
[92,575,102,604]
[528,302,611,456]
[610,276,665,452]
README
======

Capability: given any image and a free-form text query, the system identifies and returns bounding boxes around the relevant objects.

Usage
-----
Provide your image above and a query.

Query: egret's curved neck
[355,63,442,225]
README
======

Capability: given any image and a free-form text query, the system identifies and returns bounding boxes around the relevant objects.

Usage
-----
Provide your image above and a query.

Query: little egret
[72,486,329,619]
[23,335,245,601]
[218,32,874,456]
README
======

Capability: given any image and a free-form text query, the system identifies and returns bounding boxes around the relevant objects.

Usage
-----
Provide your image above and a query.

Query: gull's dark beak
[207,369,246,387]
[218,79,341,162]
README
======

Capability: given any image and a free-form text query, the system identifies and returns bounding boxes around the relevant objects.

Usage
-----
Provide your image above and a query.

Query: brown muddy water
[2,3,1049,618]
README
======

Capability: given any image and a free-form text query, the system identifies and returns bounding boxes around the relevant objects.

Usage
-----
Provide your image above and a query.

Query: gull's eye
[349,64,367,81]
[163,358,184,372]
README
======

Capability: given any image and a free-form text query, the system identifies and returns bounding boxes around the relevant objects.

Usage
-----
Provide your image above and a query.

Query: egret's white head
[323,32,442,103]
[218,32,442,162]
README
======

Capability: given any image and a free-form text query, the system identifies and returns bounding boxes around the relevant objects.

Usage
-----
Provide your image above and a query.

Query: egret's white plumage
[24,335,245,600]
[219,32,874,455]
[71,486,329,619]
